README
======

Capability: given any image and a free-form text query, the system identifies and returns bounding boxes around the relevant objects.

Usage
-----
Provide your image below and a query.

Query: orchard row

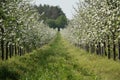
[62,0,120,60]
[0,0,56,60]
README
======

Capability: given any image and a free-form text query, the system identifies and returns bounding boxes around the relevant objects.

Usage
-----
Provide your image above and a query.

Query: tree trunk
[20,47,22,56]
[9,44,12,58]
[11,44,13,56]
[112,34,116,60]
[1,39,4,60]
[85,44,89,52]
[107,35,111,59]
[103,42,107,56]
[91,44,95,53]
[98,42,101,55]
[101,46,104,56]
[96,44,99,55]
[6,42,9,60]
[118,39,120,60]
[113,40,116,60]
[1,27,4,60]
[18,46,20,55]
[15,43,17,55]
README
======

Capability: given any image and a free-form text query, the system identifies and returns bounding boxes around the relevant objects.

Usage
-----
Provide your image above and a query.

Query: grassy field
[0,32,120,80]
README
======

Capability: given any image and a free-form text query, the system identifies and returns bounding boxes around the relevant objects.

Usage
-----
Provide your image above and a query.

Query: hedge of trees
[0,0,56,60]
[61,0,120,60]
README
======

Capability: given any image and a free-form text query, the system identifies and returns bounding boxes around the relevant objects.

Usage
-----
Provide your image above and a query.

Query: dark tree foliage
[34,4,68,30]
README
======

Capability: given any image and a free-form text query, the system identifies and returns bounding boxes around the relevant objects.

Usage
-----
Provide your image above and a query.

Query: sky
[32,0,80,19]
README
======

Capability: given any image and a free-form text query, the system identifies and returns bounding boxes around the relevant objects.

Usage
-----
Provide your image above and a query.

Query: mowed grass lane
[0,33,120,80]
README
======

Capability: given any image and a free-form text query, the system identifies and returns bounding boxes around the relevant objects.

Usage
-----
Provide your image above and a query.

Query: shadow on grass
[0,66,20,80]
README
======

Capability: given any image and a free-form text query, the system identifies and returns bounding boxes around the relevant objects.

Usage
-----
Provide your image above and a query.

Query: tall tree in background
[34,4,68,30]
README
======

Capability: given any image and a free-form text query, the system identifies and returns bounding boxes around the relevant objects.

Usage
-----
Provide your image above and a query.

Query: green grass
[0,32,120,80]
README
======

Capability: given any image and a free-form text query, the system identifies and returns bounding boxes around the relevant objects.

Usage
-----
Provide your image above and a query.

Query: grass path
[0,32,120,80]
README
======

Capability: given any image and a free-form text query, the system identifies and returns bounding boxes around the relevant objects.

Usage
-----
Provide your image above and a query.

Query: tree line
[62,0,120,60]
[0,0,56,60]
[34,4,68,31]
